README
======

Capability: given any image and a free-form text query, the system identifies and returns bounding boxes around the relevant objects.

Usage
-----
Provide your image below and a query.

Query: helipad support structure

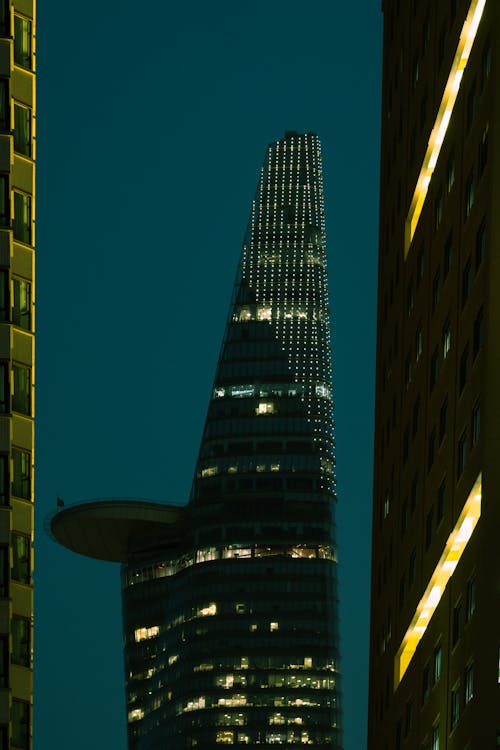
[51,132,343,750]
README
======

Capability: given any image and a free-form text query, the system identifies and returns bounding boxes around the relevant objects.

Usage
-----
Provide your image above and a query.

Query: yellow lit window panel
[394,475,481,688]
[404,0,486,257]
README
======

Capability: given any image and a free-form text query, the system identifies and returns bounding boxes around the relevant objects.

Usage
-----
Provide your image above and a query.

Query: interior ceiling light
[405,0,487,257]
[394,474,482,688]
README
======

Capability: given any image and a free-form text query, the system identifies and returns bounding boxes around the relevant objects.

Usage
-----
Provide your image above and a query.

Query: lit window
[201,466,218,478]
[128,708,144,723]
[270,622,279,632]
[257,307,272,321]
[198,603,217,617]
[256,402,275,415]
[134,626,159,642]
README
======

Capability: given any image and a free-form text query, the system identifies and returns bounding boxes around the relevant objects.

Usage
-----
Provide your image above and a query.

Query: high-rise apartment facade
[51,132,342,749]
[369,1,498,748]
[0,3,35,749]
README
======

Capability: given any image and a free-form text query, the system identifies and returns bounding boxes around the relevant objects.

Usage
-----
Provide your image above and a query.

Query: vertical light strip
[394,475,482,688]
[404,0,487,257]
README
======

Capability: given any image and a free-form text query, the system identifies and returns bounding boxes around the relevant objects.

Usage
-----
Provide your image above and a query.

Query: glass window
[415,325,423,361]
[439,398,448,442]
[442,320,451,358]
[475,218,486,269]
[0,80,8,132]
[0,363,7,413]
[421,663,430,704]
[12,616,29,667]
[434,645,442,683]
[466,80,477,130]
[453,600,463,645]
[11,699,29,749]
[13,15,31,70]
[447,153,455,192]
[457,431,467,477]
[432,720,440,750]
[432,269,440,310]
[430,348,439,389]
[459,345,469,393]
[13,192,31,244]
[12,278,30,330]
[12,364,30,415]
[0,0,8,36]
[0,636,6,687]
[437,478,446,523]
[464,663,474,704]
[443,232,452,278]
[0,547,7,596]
[0,175,8,227]
[462,258,472,306]
[478,123,489,176]
[466,576,476,620]
[464,173,474,218]
[450,682,460,728]
[12,448,30,500]
[471,402,480,448]
[13,104,31,157]
[0,270,7,321]
[473,307,484,358]
[12,533,30,584]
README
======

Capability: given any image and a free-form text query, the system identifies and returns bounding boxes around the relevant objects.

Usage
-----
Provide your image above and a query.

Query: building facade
[368,1,499,748]
[0,3,35,749]
[52,132,342,749]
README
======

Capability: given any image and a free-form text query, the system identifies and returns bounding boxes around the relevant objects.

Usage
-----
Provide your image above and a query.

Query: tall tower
[369,1,498,748]
[0,3,35,749]
[51,132,343,749]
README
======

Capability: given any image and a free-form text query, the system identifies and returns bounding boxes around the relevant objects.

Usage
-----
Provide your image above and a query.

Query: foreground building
[52,132,342,749]
[368,1,498,748]
[0,4,36,749]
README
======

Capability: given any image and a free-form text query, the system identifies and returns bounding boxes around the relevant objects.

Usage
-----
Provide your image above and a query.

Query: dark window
[0,547,7,596]
[0,0,9,36]
[399,574,405,608]
[401,500,408,532]
[13,15,31,70]
[430,347,439,389]
[410,474,419,511]
[404,355,412,389]
[0,363,7,412]
[439,398,448,443]
[459,345,469,393]
[425,507,434,548]
[0,637,7,687]
[443,232,452,277]
[428,428,436,470]
[434,644,442,682]
[13,192,31,244]
[404,700,413,737]
[473,307,484,358]
[0,79,8,132]
[12,533,29,584]
[465,173,474,219]
[0,455,7,505]
[422,663,431,704]
[466,79,477,130]
[0,270,6,321]
[475,218,486,270]
[407,278,414,316]
[457,431,467,477]
[466,576,476,621]
[415,324,423,361]
[0,175,8,227]
[442,320,451,359]
[408,549,416,587]
[412,396,420,437]
[13,104,31,157]
[450,682,460,728]
[12,449,30,500]
[432,269,440,310]
[465,663,474,704]
[478,123,489,176]
[437,478,446,523]
[435,192,443,229]
[462,257,472,306]
[438,24,446,66]
[11,699,29,749]
[12,278,30,330]
[12,616,29,667]
[447,153,455,192]
[12,364,30,414]
[471,401,480,447]
[416,246,424,285]
[403,426,409,464]
[481,39,491,85]
[452,600,463,645]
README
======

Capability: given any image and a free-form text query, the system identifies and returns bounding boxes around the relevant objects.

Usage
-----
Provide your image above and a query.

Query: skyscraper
[51,132,342,749]
[368,1,497,748]
[0,4,35,749]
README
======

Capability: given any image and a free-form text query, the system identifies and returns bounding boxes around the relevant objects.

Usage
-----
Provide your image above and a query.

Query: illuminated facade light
[395,475,482,687]
[404,0,487,256]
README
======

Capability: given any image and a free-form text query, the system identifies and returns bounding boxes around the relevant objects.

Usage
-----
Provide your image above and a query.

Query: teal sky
[35,2,382,749]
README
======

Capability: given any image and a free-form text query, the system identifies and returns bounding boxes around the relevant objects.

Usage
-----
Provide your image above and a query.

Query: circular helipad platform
[49,499,184,563]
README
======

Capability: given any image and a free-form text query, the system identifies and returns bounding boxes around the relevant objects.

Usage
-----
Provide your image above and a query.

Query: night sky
[35,2,382,748]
